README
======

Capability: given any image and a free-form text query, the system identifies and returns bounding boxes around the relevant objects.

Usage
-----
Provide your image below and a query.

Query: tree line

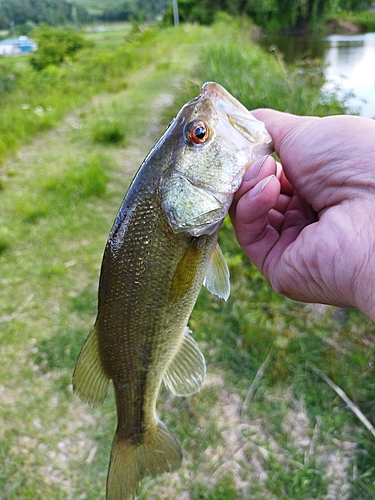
[163,0,374,30]
[0,0,373,32]
[0,0,91,31]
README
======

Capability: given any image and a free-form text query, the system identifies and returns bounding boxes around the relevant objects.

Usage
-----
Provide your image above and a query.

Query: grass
[332,11,375,32]
[1,18,375,500]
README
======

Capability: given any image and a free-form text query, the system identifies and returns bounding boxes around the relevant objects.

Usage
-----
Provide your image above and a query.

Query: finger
[230,175,282,270]
[233,155,277,204]
[231,173,280,226]
[273,193,292,214]
[278,169,294,196]
[284,194,317,224]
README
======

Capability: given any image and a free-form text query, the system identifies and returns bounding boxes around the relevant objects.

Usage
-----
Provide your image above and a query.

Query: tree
[0,0,91,30]
[162,0,372,30]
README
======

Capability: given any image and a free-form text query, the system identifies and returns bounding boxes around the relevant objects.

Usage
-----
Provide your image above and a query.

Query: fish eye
[186,120,210,145]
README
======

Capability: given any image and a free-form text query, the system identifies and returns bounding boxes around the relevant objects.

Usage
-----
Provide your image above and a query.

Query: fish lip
[200,82,249,114]
[199,82,273,147]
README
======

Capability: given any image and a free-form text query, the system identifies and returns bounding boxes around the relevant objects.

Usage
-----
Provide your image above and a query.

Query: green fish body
[73,82,272,500]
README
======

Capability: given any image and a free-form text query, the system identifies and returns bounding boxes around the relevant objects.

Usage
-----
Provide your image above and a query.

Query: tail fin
[107,420,182,500]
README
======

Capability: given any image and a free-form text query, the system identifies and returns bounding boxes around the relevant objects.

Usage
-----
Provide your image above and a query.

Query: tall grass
[333,11,375,32]
[173,19,375,499]
[162,17,375,498]
[1,19,374,500]
[0,25,162,163]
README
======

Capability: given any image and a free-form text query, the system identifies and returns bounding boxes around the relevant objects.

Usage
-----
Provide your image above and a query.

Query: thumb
[251,109,316,161]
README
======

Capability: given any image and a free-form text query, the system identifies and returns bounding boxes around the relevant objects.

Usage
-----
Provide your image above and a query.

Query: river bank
[259,27,375,118]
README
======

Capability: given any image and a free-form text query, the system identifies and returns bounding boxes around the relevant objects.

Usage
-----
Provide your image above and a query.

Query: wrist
[356,286,375,322]
[353,248,375,322]
[341,203,375,322]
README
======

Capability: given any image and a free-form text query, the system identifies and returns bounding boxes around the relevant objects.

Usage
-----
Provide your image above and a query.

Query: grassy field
[1,18,375,500]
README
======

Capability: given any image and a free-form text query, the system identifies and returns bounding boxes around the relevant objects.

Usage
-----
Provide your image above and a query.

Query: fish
[73,82,273,500]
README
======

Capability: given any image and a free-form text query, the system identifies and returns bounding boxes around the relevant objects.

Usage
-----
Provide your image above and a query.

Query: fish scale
[73,82,273,500]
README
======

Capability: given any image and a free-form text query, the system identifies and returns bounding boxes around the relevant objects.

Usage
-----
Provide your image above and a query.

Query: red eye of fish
[187,121,210,144]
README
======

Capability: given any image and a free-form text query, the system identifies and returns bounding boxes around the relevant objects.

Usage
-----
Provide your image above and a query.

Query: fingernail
[247,155,270,180]
[249,174,275,198]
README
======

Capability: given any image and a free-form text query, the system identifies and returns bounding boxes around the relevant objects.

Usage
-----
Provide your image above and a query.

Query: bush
[30,24,86,71]
[163,0,215,25]
[91,118,126,145]
[0,66,17,99]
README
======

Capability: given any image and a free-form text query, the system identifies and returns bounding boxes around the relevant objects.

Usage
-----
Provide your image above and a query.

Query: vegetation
[333,9,375,31]
[0,24,154,162]
[1,0,373,32]
[30,24,87,70]
[162,0,374,30]
[0,0,90,30]
[0,18,374,500]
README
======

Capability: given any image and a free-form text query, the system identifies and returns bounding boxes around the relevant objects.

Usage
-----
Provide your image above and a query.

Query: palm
[230,110,375,319]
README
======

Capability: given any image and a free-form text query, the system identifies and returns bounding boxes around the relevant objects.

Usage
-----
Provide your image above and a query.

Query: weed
[91,118,126,144]
[0,19,373,500]
[0,236,10,255]
[43,154,111,200]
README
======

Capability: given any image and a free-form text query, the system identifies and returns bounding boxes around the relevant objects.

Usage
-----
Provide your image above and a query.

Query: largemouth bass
[73,82,272,500]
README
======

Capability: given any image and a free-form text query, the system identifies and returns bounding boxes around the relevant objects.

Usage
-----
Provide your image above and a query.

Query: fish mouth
[199,82,272,147]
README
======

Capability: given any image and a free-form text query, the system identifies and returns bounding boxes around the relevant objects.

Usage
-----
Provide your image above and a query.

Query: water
[260,32,375,118]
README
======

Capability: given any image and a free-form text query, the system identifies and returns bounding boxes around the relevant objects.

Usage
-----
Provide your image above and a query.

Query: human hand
[230,109,375,321]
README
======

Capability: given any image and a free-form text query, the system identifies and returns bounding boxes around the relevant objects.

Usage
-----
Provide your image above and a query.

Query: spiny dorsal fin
[72,325,110,406]
[203,243,230,300]
[163,327,206,396]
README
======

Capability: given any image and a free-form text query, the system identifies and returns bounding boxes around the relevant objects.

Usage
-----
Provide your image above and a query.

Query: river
[260,32,375,118]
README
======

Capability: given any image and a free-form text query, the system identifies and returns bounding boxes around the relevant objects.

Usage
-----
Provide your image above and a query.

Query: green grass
[1,18,374,500]
[333,11,375,32]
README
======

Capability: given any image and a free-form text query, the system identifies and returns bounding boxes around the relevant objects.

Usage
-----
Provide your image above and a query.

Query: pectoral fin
[169,241,203,304]
[203,243,230,300]
[163,327,206,396]
[72,325,110,406]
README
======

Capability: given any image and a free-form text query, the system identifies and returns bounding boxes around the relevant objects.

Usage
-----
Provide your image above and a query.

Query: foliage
[195,43,347,115]
[100,0,163,22]
[100,0,138,22]
[0,66,18,99]
[163,0,217,25]
[333,10,375,31]
[0,21,374,500]
[335,0,373,11]
[0,24,162,164]
[162,0,374,30]
[29,24,87,70]
[91,117,126,144]
[163,18,347,117]
[0,0,91,29]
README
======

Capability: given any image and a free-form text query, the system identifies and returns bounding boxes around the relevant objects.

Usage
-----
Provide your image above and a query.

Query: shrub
[0,66,17,99]
[30,24,86,71]
[91,118,126,145]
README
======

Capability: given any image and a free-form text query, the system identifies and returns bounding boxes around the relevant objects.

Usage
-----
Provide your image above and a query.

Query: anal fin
[163,327,206,396]
[72,324,110,406]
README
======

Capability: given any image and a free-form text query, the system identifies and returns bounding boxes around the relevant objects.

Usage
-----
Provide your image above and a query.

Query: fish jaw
[161,82,273,236]
[200,81,273,159]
